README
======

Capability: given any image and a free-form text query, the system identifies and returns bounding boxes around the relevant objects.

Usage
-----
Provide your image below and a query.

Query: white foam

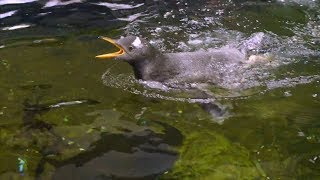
[0,10,17,19]
[132,37,142,48]
[0,0,37,5]
[2,24,31,30]
[93,2,144,10]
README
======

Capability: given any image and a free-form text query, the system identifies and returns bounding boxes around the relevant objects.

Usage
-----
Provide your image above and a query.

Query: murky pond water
[0,0,320,179]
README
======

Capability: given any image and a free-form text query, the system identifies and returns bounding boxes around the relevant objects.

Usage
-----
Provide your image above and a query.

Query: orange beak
[96,37,125,59]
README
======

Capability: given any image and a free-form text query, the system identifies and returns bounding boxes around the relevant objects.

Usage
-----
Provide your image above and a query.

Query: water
[0,0,320,179]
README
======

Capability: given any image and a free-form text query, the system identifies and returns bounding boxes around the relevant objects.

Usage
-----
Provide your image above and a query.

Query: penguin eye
[128,46,134,51]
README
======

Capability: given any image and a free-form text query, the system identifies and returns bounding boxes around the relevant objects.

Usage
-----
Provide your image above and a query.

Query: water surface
[0,0,320,179]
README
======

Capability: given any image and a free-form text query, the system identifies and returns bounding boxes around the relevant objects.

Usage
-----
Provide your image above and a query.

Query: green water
[1,0,320,179]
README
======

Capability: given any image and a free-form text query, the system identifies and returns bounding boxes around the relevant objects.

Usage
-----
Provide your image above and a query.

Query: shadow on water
[48,120,182,180]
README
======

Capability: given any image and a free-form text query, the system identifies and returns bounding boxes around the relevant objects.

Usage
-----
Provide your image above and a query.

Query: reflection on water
[94,2,144,10]
[43,0,82,8]
[0,10,17,19]
[0,0,320,179]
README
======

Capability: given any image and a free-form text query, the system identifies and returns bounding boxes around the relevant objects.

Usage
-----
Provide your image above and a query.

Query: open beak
[96,37,125,59]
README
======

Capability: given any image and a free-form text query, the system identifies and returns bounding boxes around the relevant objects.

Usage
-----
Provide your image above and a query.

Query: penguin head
[96,36,157,64]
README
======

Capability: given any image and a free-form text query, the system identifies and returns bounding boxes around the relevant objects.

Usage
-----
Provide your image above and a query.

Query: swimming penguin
[96,33,268,86]
[96,33,269,122]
